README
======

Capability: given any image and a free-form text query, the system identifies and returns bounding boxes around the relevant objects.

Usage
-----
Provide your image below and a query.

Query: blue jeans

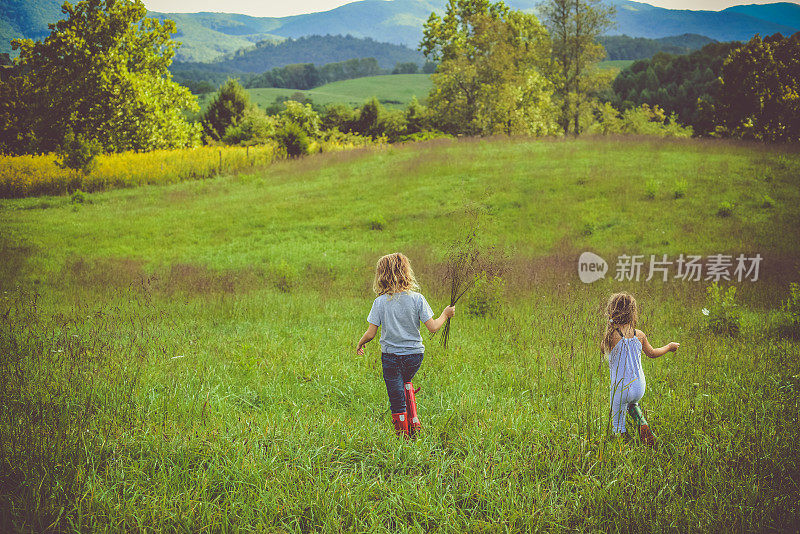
[381,352,423,413]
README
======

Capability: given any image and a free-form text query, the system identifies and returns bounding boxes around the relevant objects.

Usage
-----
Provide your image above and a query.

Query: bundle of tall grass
[0,145,279,199]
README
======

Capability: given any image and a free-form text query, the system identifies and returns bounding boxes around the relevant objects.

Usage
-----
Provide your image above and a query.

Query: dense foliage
[598,33,715,60]
[0,0,199,155]
[421,0,556,136]
[709,32,800,142]
[542,0,616,135]
[201,79,252,142]
[607,33,800,141]
[246,58,382,90]
[607,41,740,135]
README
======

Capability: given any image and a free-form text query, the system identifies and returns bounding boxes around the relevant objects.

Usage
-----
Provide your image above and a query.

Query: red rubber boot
[391,412,409,439]
[405,382,421,438]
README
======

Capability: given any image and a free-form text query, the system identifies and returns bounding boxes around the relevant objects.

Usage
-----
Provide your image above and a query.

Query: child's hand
[444,305,456,319]
[668,342,680,352]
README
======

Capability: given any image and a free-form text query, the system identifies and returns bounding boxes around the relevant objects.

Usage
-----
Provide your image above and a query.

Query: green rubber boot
[628,403,656,447]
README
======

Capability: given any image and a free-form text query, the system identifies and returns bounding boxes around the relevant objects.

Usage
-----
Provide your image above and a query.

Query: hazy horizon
[143,0,798,18]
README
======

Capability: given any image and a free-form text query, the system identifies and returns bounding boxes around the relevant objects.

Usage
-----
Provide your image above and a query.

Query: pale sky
[143,0,793,18]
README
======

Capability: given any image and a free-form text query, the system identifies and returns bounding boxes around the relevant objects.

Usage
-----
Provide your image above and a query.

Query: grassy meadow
[197,74,435,111]
[200,64,626,110]
[597,60,635,71]
[1,137,799,532]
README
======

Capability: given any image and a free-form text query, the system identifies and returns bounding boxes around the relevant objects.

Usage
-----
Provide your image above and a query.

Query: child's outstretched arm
[356,323,378,355]
[424,305,456,334]
[638,331,680,358]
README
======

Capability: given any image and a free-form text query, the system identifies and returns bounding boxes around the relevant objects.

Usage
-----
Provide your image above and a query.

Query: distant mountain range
[2,0,799,62]
[169,35,426,86]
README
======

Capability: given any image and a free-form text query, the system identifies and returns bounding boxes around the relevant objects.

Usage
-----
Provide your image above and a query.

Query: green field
[598,59,636,72]
[201,65,629,111]
[198,74,434,111]
[1,137,799,531]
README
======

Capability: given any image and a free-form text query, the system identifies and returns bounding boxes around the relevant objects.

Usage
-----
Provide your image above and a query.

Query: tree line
[605,34,800,141]
[1,0,797,164]
[178,58,435,95]
[243,58,436,92]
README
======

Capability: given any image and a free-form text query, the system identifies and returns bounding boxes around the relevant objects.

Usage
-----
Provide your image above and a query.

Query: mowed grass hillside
[199,64,628,110]
[1,137,799,532]
[198,74,434,110]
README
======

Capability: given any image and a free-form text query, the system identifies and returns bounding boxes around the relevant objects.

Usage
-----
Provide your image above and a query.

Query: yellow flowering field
[0,144,278,198]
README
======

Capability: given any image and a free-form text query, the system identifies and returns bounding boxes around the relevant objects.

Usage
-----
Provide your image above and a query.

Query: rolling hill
[170,35,425,80]
[722,2,800,29]
[2,0,798,60]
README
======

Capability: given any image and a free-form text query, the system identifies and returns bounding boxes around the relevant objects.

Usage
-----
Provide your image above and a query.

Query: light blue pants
[610,374,646,433]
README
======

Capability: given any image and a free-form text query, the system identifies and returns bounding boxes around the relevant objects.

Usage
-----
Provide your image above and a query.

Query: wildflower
[701,308,710,316]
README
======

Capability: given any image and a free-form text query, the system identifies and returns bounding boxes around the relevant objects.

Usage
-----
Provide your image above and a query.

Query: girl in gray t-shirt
[356,253,454,438]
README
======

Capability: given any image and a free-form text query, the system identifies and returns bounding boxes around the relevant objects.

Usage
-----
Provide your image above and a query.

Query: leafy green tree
[279,100,321,138]
[541,0,615,135]
[3,0,199,155]
[221,107,277,146]
[420,0,555,136]
[353,98,383,138]
[321,104,357,133]
[378,110,409,142]
[710,32,800,142]
[405,97,429,134]
[201,78,251,141]
[607,42,739,136]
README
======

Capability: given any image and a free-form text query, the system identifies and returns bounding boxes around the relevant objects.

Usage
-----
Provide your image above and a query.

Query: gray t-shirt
[367,291,434,355]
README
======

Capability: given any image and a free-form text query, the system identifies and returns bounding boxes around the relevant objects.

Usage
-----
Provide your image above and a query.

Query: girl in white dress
[601,292,680,446]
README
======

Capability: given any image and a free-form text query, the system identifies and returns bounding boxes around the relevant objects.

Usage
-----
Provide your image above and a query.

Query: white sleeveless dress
[607,331,646,433]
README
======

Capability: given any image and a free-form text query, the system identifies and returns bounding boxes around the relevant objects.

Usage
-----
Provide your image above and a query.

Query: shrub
[369,216,386,231]
[774,282,800,339]
[704,282,741,335]
[378,110,409,143]
[716,201,734,217]
[275,122,311,158]
[396,130,453,143]
[592,103,693,137]
[467,273,505,318]
[222,108,277,146]
[673,179,687,199]
[56,130,102,175]
[404,97,429,135]
[322,104,357,133]
[70,189,86,204]
[280,100,321,138]
[644,179,660,200]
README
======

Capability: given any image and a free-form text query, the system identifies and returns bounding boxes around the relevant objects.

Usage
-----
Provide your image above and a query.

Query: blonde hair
[373,253,419,296]
[601,292,639,353]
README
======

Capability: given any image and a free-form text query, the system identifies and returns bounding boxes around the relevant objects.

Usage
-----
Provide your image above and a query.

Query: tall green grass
[1,137,798,531]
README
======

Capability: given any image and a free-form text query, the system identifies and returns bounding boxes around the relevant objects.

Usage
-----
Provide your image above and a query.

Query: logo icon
[578,252,608,283]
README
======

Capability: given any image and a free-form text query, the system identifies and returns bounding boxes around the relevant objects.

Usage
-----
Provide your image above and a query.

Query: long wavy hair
[601,292,639,353]
[373,253,420,296]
